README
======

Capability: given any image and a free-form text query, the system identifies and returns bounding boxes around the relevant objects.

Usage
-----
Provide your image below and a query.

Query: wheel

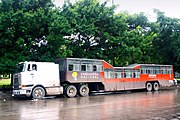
[78,85,89,97]
[146,82,152,92]
[65,85,77,98]
[32,87,45,99]
[153,82,159,91]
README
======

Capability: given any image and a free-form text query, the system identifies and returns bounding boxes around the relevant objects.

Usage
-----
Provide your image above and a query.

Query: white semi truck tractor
[12,61,63,99]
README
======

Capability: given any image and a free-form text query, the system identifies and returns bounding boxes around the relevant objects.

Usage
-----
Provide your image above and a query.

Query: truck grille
[13,75,21,90]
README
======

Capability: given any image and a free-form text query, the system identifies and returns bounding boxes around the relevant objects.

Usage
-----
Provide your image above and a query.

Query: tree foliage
[0,0,180,74]
[153,9,180,70]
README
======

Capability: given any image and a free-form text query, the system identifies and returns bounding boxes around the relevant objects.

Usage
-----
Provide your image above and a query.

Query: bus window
[81,65,86,71]
[161,66,167,74]
[87,64,92,71]
[124,73,127,78]
[115,73,118,78]
[114,72,123,78]
[114,69,123,78]
[104,69,114,78]
[154,66,160,74]
[141,66,147,74]
[68,64,73,71]
[74,64,80,71]
[148,66,154,74]
[124,69,132,78]
[97,65,103,72]
[167,66,172,74]
[133,69,140,78]
[93,65,97,71]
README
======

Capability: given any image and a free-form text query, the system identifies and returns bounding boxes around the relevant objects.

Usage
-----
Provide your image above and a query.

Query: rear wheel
[78,85,89,97]
[32,87,45,99]
[65,85,77,98]
[146,82,153,92]
[153,82,159,91]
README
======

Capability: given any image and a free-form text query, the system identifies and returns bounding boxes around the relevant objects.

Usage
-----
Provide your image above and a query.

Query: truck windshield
[14,63,25,73]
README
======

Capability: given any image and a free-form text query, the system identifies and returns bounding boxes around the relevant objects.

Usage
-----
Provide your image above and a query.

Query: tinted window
[68,64,73,71]
[93,65,97,71]
[81,65,86,71]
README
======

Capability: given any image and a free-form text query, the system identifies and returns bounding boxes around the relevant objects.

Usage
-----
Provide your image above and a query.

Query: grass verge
[0,79,11,91]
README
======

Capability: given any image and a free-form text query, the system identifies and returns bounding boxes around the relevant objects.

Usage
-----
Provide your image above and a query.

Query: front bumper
[12,89,32,97]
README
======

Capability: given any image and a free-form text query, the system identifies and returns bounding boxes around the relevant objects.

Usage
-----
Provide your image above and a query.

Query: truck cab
[12,62,63,98]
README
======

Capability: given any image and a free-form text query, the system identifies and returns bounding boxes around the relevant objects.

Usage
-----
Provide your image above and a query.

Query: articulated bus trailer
[12,58,176,99]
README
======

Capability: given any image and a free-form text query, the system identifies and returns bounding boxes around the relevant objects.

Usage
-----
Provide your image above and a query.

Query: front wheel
[146,82,153,92]
[65,85,77,98]
[78,85,89,97]
[32,87,45,99]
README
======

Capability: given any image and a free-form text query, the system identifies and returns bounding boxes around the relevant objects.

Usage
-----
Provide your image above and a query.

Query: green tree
[153,9,180,70]
[61,0,128,65]
[112,12,157,66]
[0,0,72,73]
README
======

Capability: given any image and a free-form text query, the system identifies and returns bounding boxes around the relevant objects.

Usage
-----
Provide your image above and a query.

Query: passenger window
[141,66,147,74]
[104,69,114,78]
[161,66,167,74]
[93,65,97,71]
[154,66,161,74]
[133,69,140,78]
[114,69,123,78]
[124,70,132,78]
[133,73,136,78]
[87,65,92,71]
[81,65,86,71]
[74,64,80,71]
[97,65,103,72]
[167,66,172,74]
[124,73,127,78]
[68,64,73,71]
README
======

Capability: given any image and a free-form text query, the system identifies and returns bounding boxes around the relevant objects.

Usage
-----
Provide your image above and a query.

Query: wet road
[1,88,180,120]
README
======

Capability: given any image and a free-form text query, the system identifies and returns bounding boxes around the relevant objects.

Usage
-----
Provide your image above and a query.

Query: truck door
[26,64,37,83]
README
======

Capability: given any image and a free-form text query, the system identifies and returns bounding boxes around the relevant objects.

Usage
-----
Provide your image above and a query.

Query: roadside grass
[0,79,11,85]
[0,79,11,90]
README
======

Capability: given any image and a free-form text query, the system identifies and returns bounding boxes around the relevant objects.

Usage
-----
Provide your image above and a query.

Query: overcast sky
[54,0,180,21]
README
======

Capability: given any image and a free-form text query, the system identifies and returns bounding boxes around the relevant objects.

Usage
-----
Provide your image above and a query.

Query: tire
[146,82,153,92]
[32,87,45,99]
[153,82,159,91]
[78,85,89,97]
[65,85,77,98]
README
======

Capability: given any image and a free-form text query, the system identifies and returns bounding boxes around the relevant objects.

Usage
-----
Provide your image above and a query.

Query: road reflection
[0,89,180,120]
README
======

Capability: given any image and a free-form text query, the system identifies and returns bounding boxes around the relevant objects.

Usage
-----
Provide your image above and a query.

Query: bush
[0,85,12,91]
